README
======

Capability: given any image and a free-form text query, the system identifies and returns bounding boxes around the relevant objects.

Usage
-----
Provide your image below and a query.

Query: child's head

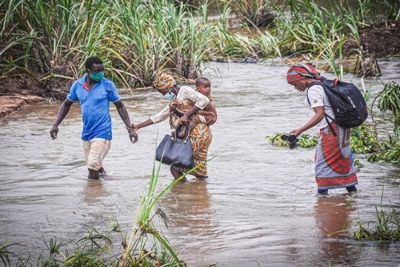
[195,77,211,96]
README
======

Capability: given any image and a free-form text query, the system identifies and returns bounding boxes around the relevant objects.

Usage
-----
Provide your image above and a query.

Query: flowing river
[1,60,400,266]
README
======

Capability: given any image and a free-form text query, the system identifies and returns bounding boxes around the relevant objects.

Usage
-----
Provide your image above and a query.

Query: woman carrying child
[132,73,217,181]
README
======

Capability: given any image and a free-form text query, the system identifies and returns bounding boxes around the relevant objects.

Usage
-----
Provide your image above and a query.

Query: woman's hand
[131,123,139,131]
[290,129,302,137]
[169,99,179,111]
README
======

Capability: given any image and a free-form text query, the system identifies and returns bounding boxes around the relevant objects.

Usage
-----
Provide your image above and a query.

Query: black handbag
[155,125,194,169]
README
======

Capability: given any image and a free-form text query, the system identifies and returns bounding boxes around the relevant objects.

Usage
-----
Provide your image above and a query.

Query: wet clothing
[150,86,216,177]
[67,75,120,141]
[306,84,358,190]
[176,123,212,176]
[83,138,111,171]
[315,122,358,190]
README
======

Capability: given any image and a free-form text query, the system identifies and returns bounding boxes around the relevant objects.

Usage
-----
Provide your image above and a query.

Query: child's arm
[191,114,205,126]
[196,100,217,126]
[177,117,198,138]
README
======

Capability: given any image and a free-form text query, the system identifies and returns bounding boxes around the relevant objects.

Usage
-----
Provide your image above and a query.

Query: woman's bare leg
[170,166,186,182]
[88,169,100,180]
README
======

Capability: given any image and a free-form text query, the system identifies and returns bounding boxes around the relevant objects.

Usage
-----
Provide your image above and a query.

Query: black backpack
[308,76,368,135]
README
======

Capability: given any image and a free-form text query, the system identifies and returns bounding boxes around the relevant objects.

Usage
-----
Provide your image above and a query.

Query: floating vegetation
[353,205,400,241]
[266,133,318,148]
[353,188,400,241]
[267,126,375,153]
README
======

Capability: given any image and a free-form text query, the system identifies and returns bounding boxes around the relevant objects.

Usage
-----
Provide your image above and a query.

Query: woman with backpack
[286,63,358,196]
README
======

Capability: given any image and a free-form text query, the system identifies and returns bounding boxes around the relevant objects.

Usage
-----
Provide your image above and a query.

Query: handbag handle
[174,124,191,143]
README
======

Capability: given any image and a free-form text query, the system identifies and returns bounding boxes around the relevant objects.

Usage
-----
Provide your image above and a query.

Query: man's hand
[50,125,59,140]
[127,127,138,144]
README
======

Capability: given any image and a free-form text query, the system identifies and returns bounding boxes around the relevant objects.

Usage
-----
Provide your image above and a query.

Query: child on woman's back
[189,77,217,129]
[171,77,217,139]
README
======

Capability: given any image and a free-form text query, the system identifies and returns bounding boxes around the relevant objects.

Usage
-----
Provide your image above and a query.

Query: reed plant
[271,0,395,63]
[118,147,214,266]
[273,0,351,59]
[353,187,400,241]
[117,163,185,266]
[366,81,400,163]
[1,0,398,97]
[0,0,219,93]
[221,0,276,27]
[0,238,19,267]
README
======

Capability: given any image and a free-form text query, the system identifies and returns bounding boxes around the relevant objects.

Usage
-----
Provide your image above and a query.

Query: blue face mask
[164,91,176,100]
[89,71,104,82]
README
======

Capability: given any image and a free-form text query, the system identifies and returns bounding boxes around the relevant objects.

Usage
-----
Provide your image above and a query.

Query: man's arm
[114,100,138,144]
[50,99,74,140]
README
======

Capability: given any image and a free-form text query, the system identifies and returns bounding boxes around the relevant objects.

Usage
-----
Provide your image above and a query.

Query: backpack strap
[307,82,337,136]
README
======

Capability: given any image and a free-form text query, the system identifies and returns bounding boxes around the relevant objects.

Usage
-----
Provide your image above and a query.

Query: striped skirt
[315,122,358,190]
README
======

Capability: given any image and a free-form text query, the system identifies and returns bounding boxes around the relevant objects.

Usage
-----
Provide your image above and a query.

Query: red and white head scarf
[287,63,320,83]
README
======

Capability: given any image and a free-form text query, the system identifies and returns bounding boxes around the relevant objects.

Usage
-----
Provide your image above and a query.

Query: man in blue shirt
[50,56,138,179]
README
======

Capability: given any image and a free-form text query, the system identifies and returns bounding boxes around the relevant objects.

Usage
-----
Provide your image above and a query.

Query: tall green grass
[0,0,218,92]
[221,0,276,27]
[0,0,398,96]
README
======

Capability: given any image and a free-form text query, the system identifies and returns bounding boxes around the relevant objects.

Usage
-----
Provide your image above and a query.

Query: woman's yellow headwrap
[152,73,176,89]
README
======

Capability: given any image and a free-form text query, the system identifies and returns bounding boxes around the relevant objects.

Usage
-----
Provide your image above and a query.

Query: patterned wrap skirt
[175,123,212,177]
[315,122,358,190]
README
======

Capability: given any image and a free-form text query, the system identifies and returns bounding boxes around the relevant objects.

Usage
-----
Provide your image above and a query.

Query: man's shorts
[82,138,111,171]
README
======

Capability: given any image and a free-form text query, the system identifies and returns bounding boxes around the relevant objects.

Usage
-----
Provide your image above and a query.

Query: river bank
[0,12,399,119]
[0,94,44,118]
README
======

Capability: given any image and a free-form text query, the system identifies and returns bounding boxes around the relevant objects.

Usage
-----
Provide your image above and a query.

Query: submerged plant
[297,133,319,148]
[0,238,18,267]
[117,165,184,266]
[118,139,215,266]
[353,187,400,241]
[350,123,377,154]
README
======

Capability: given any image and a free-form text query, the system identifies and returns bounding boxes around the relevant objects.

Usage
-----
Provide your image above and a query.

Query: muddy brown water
[1,60,400,266]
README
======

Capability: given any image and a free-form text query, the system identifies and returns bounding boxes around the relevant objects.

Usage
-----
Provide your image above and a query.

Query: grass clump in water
[353,188,400,241]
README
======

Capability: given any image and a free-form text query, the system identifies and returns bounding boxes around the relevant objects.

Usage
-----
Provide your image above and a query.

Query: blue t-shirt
[67,75,120,141]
